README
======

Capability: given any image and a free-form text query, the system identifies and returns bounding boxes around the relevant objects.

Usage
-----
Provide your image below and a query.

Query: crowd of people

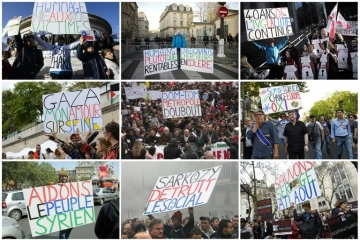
[122,208,239,239]
[241,108,357,159]
[3,121,119,160]
[2,30,119,79]
[241,199,357,239]
[121,82,239,159]
[241,27,357,80]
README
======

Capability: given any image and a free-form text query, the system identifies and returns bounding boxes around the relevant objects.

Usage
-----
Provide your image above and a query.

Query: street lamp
[203,20,207,36]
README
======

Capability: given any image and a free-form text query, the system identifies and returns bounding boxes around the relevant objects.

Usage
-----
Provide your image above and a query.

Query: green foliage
[309,91,358,121]
[80,176,90,181]
[2,162,57,188]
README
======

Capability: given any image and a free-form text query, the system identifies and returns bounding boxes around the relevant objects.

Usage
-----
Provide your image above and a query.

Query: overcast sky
[137,2,239,30]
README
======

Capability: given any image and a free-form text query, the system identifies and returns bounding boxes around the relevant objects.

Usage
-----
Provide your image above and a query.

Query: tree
[309,91,358,121]
[2,90,16,136]
[80,176,90,181]
[63,82,103,92]
[194,3,207,22]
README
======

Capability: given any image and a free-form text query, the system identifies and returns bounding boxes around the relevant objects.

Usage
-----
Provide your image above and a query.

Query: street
[17,205,103,239]
[277,142,358,159]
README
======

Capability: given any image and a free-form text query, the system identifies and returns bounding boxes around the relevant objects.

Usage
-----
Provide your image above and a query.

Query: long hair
[335,32,344,43]
[132,139,144,157]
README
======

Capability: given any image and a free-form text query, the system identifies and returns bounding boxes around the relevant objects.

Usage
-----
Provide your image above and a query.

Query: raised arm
[68,39,80,50]
[253,41,267,51]
[33,34,54,50]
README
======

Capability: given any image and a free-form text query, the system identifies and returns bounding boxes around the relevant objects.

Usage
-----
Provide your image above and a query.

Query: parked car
[2,216,25,239]
[2,191,27,221]
[93,188,117,205]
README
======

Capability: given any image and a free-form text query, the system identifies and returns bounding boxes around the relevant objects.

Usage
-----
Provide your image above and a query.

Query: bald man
[134,232,152,239]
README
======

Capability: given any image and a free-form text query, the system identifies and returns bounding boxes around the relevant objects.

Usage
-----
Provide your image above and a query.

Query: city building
[189,22,215,40]
[149,29,160,37]
[75,162,94,181]
[159,3,194,38]
[214,9,239,39]
[138,11,149,38]
[242,96,261,121]
[122,2,139,41]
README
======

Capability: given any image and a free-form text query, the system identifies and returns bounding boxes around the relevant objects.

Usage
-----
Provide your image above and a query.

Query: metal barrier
[121,43,239,61]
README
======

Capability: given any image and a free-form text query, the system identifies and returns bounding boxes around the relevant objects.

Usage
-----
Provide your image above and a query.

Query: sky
[137,2,239,30]
[49,161,120,179]
[299,81,357,118]
[2,2,119,34]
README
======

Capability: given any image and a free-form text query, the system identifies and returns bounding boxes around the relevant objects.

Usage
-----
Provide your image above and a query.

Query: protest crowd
[121,82,239,159]
[242,108,357,159]
[241,199,358,239]
[121,208,239,239]
[241,5,357,80]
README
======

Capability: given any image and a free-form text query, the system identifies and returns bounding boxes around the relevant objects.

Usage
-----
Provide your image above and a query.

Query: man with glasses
[331,109,353,159]
[241,117,253,159]
[306,115,324,159]
[246,110,279,159]
[283,110,309,159]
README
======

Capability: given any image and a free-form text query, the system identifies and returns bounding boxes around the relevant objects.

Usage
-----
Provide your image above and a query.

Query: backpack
[109,199,119,239]
[308,123,317,142]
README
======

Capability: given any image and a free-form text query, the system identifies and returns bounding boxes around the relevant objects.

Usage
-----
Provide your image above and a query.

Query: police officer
[190,35,196,48]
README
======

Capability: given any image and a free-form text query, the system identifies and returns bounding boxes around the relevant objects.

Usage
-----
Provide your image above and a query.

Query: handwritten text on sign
[161,90,202,118]
[257,198,272,221]
[43,88,102,134]
[31,2,93,36]
[275,161,321,211]
[23,181,94,237]
[144,165,222,214]
[209,142,230,159]
[259,84,302,114]
[244,8,293,41]
[124,85,147,100]
[144,48,178,76]
[180,48,214,74]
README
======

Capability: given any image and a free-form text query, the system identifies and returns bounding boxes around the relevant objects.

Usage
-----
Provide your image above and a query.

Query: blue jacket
[172,34,186,48]
[253,37,288,64]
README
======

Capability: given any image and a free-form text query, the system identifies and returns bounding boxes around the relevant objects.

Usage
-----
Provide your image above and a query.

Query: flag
[209,98,215,112]
[169,82,176,88]
[81,30,94,41]
[337,12,351,29]
[326,3,338,40]
[110,83,119,104]
[145,81,150,88]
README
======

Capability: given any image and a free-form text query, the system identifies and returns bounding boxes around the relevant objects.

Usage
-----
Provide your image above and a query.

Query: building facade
[159,3,194,38]
[138,11,149,38]
[122,2,139,41]
[214,10,239,39]
[189,22,216,40]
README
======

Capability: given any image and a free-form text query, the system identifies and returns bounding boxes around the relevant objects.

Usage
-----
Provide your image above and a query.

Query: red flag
[209,98,215,112]
[327,3,338,41]
[337,12,351,29]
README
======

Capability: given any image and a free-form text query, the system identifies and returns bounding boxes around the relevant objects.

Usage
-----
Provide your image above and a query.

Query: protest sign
[244,8,293,41]
[273,220,292,235]
[350,52,358,79]
[144,91,162,100]
[311,39,322,57]
[348,201,358,209]
[209,142,230,159]
[336,44,349,69]
[121,109,128,115]
[257,198,272,221]
[134,107,141,112]
[284,65,298,79]
[161,90,201,118]
[144,165,222,214]
[327,211,357,239]
[180,48,214,73]
[318,53,329,80]
[23,181,94,237]
[300,56,314,79]
[150,117,160,126]
[2,16,22,37]
[275,161,321,211]
[43,88,102,134]
[124,85,147,99]
[259,84,302,114]
[336,21,357,36]
[31,2,94,40]
[144,48,178,76]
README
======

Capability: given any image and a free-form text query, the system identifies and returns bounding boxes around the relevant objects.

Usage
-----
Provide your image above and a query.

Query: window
[11,192,24,201]
[173,20,176,26]
[181,13,183,19]
[187,14,189,19]
[345,184,354,199]
[339,186,346,200]
[338,165,347,180]
[246,209,249,214]
[334,171,341,183]
[335,193,340,200]
[180,21,183,26]
[173,13,177,19]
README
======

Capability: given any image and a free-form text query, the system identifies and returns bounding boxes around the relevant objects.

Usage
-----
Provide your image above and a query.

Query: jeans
[335,136,353,159]
[321,135,331,152]
[309,138,322,159]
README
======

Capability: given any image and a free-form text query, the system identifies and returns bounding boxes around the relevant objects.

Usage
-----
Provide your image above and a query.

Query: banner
[336,21,357,36]
[327,211,357,239]
[284,65,298,80]
[23,181,95,237]
[144,165,222,214]
[259,84,302,114]
[244,8,293,41]
[336,44,349,69]
[209,142,230,159]
[273,220,292,235]
[275,161,321,211]
[31,2,94,40]
[300,56,314,79]
[144,90,162,100]
[43,88,102,134]
[257,198,272,221]
[318,53,329,80]
[2,16,22,37]
[180,48,214,73]
[311,39,322,57]
[144,48,178,76]
[348,201,358,209]
[161,90,202,118]
[124,85,147,99]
